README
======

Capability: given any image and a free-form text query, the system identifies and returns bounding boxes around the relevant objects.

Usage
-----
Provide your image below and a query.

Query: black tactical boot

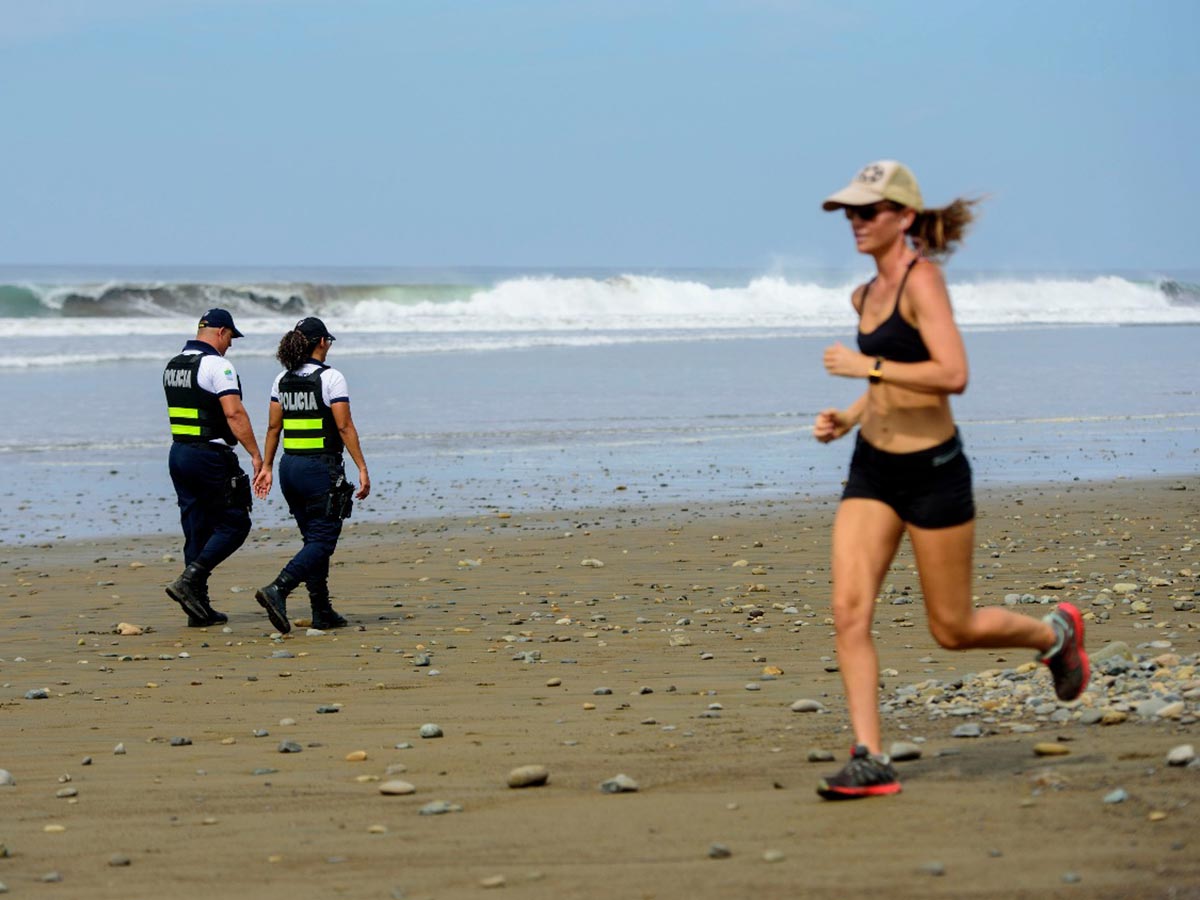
[184,572,228,628]
[255,571,298,634]
[166,562,210,623]
[308,585,348,630]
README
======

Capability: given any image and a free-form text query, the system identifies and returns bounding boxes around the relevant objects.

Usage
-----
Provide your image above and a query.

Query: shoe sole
[255,590,292,634]
[817,780,903,800]
[165,586,209,623]
[1055,602,1090,701]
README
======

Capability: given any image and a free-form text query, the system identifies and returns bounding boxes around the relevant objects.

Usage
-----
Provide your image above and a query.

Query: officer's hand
[253,468,273,499]
[356,467,371,501]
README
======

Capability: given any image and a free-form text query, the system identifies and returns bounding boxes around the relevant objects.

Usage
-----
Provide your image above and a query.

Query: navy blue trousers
[279,453,345,600]
[168,442,251,571]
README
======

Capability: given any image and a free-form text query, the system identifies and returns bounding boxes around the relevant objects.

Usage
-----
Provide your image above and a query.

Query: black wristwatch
[868,357,884,384]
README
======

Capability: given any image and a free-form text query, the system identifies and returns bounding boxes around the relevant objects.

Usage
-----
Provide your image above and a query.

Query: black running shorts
[841,430,975,529]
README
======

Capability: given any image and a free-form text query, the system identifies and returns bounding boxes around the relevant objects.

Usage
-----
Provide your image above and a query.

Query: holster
[324,473,355,520]
[225,470,253,512]
[305,465,353,520]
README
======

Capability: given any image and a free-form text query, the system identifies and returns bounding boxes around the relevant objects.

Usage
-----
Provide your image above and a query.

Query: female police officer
[252,317,370,633]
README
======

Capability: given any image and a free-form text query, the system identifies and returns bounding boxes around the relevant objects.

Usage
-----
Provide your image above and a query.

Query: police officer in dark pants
[163,308,264,626]
[252,317,370,634]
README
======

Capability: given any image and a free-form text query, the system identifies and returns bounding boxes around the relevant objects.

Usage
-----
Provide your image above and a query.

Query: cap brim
[231,327,244,338]
[822,183,886,211]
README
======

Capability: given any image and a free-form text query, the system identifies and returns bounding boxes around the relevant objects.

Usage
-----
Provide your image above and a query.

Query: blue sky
[1,0,1196,271]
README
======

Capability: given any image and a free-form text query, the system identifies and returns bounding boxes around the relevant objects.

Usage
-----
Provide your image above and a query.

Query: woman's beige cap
[822,160,924,211]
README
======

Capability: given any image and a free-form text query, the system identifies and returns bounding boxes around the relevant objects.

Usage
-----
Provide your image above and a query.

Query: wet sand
[2,476,1198,899]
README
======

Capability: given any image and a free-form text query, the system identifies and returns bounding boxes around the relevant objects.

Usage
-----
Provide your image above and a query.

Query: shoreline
[2,474,1198,897]
[5,472,1196,554]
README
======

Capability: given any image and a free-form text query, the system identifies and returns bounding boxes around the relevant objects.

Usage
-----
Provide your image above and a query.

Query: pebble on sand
[1167,744,1195,766]
[0,770,14,787]
[116,623,143,635]
[790,699,823,713]
[599,774,639,793]
[419,724,443,739]
[507,765,549,788]
[379,780,416,795]
[345,750,368,762]
[1034,743,1071,756]
[889,742,922,762]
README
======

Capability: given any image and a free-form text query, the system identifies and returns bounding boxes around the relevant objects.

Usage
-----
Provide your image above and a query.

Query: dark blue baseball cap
[198,308,244,338]
[295,316,335,341]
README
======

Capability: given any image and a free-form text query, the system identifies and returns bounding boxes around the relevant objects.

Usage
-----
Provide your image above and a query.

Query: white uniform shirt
[179,346,241,444]
[180,348,242,397]
[270,362,350,406]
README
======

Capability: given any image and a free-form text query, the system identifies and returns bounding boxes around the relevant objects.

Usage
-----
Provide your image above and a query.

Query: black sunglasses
[844,202,899,222]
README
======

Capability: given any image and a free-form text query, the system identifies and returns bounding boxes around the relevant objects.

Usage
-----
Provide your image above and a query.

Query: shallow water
[4,325,1196,544]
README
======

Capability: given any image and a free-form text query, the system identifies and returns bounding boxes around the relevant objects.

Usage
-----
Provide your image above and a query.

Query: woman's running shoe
[816,745,902,800]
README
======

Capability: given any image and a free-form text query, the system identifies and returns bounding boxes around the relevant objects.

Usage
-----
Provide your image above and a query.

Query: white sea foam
[4,273,1196,365]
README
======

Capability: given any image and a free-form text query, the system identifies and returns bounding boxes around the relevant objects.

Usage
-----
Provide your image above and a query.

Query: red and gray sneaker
[816,745,902,800]
[1040,602,1090,701]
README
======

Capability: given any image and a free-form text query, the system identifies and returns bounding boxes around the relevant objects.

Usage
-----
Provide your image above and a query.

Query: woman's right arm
[814,391,866,443]
[254,401,283,498]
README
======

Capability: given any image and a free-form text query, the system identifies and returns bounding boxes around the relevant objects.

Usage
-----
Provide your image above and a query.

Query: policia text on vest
[162,309,265,628]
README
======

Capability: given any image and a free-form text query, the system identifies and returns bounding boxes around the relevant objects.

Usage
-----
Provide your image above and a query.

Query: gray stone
[169,737,192,746]
[24,688,49,700]
[0,770,14,786]
[708,843,732,859]
[418,800,462,816]
[419,724,443,739]
[790,699,823,713]
[889,741,923,762]
[108,854,132,867]
[599,774,639,793]
[1103,788,1128,804]
[278,741,303,753]
[952,723,983,738]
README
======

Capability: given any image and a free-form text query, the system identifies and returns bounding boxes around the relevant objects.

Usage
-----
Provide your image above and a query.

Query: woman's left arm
[823,264,968,395]
[331,401,371,500]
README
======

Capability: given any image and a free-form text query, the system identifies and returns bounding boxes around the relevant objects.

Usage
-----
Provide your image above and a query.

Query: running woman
[812,160,1088,799]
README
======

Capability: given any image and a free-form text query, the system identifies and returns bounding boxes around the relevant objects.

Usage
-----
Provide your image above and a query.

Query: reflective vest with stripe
[163,353,236,445]
[279,367,343,456]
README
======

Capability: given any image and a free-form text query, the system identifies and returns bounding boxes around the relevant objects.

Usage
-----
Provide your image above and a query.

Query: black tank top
[856,258,931,363]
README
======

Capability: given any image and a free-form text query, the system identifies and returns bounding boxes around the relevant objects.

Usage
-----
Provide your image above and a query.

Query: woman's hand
[823,342,871,379]
[813,408,852,443]
[253,467,273,499]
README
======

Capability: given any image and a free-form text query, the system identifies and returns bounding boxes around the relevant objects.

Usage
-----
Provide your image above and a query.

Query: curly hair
[276,329,318,372]
[906,197,982,261]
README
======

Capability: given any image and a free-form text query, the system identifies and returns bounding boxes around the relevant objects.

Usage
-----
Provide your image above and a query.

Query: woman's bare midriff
[859,383,957,453]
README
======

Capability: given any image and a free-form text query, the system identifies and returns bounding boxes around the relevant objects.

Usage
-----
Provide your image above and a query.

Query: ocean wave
[2,273,1198,342]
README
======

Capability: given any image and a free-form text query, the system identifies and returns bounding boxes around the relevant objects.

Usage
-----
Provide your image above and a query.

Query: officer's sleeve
[324,368,350,405]
[198,356,242,397]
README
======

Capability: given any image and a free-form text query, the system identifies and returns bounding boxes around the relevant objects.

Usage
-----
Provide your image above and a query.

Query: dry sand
[2,476,1198,899]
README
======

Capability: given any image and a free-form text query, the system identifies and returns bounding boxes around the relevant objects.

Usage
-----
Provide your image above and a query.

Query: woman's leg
[831,498,906,754]
[907,520,1056,652]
